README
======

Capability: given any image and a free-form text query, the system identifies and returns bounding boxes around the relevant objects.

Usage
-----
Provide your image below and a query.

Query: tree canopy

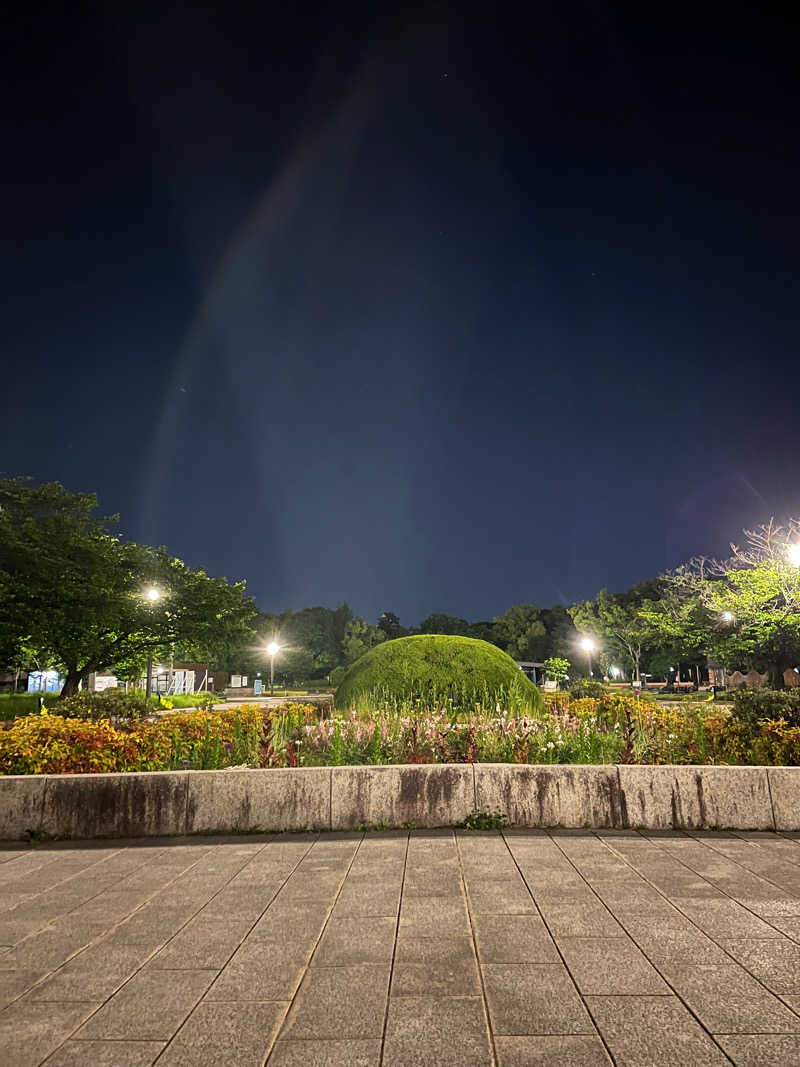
[0,478,256,694]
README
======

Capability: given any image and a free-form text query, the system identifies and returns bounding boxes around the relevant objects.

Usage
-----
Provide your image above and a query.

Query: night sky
[4,3,799,624]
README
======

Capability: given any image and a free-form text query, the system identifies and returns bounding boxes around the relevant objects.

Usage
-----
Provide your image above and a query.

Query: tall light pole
[267,641,280,695]
[142,587,161,711]
[579,637,595,678]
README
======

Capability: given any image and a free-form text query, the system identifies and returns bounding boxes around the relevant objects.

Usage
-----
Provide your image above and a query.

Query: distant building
[516,661,545,686]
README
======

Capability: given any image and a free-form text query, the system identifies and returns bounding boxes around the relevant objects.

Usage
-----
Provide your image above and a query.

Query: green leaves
[0,478,257,692]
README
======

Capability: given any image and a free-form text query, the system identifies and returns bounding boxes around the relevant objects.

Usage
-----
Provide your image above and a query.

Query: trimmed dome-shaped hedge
[334,634,543,711]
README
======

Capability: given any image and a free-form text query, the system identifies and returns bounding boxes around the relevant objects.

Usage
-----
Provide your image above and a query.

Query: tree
[377,612,404,640]
[0,478,257,694]
[540,605,578,661]
[543,656,570,685]
[702,521,800,687]
[492,604,548,661]
[342,615,385,664]
[570,582,665,682]
[418,613,472,636]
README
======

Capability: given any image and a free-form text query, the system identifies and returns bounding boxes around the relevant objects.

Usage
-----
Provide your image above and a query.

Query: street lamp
[579,637,595,677]
[141,587,161,710]
[267,641,280,695]
[721,611,735,624]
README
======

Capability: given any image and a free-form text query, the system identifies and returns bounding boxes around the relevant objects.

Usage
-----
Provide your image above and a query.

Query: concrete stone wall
[1,763,798,840]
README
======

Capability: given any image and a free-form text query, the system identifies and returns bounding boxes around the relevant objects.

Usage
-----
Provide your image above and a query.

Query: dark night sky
[4,2,799,624]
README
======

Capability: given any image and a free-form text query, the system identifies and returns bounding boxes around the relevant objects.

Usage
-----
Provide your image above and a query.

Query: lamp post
[142,587,161,711]
[267,641,280,695]
[579,637,595,678]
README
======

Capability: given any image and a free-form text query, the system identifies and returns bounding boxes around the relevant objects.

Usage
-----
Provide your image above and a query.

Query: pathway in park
[3,829,800,1065]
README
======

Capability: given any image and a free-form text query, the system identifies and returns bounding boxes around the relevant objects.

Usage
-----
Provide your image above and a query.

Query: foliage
[0,705,269,775]
[730,688,800,728]
[378,612,405,640]
[492,604,548,661]
[4,690,800,774]
[570,582,665,681]
[418,614,473,637]
[55,690,150,722]
[568,678,606,700]
[329,666,347,688]
[0,692,61,720]
[0,478,257,696]
[463,810,508,830]
[333,635,543,712]
[543,657,570,684]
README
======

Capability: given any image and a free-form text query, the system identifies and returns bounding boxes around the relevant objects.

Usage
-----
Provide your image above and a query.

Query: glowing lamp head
[721,611,734,624]
[144,587,161,603]
[788,544,800,567]
[579,637,595,653]
[267,642,280,657]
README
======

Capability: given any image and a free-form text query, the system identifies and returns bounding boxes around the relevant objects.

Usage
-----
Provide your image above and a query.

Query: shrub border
[0,763,796,840]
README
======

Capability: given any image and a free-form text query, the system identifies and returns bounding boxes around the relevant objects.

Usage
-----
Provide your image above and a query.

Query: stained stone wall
[1,763,798,839]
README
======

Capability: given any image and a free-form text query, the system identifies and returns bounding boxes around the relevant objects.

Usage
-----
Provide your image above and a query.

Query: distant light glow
[267,641,280,656]
[721,611,735,623]
[579,637,595,653]
[144,587,161,602]
[789,544,800,567]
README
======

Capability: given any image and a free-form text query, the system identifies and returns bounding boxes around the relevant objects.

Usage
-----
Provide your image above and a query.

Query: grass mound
[334,634,543,711]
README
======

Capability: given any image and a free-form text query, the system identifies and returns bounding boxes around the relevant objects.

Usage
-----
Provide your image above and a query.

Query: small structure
[516,662,546,686]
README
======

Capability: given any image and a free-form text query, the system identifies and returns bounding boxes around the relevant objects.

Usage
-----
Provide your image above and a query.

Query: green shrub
[334,635,543,712]
[55,690,148,721]
[568,678,606,700]
[329,666,347,689]
[730,688,800,727]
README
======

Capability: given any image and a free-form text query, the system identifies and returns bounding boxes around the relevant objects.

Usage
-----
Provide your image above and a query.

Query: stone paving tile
[494,1035,612,1065]
[483,964,595,1035]
[655,960,800,1033]
[586,995,730,1066]
[249,907,330,946]
[269,1039,382,1065]
[557,936,671,995]
[0,920,111,972]
[391,935,481,995]
[148,915,252,969]
[472,914,560,963]
[11,831,800,1064]
[157,1001,287,1065]
[45,1039,166,1065]
[383,995,492,1066]
[74,968,217,1041]
[716,1034,800,1066]
[465,877,537,914]
[0,998,100,1067]
[534,898,625,938]
[678,898,785,939]
[312,915,397,966]
[0,969,47,1010]
[398,895,471,938]
[26,943,152,1002]
[206,939,309,1001]
[281,964,391,1039]
[718,937,800,992]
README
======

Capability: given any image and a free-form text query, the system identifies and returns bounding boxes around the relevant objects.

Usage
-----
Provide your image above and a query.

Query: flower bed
[2,693,799,775]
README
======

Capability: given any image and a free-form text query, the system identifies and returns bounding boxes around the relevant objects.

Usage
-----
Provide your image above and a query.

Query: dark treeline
[237,603,580,686]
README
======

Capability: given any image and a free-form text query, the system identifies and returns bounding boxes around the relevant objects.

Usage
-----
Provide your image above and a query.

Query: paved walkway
[3,831,800,1065]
